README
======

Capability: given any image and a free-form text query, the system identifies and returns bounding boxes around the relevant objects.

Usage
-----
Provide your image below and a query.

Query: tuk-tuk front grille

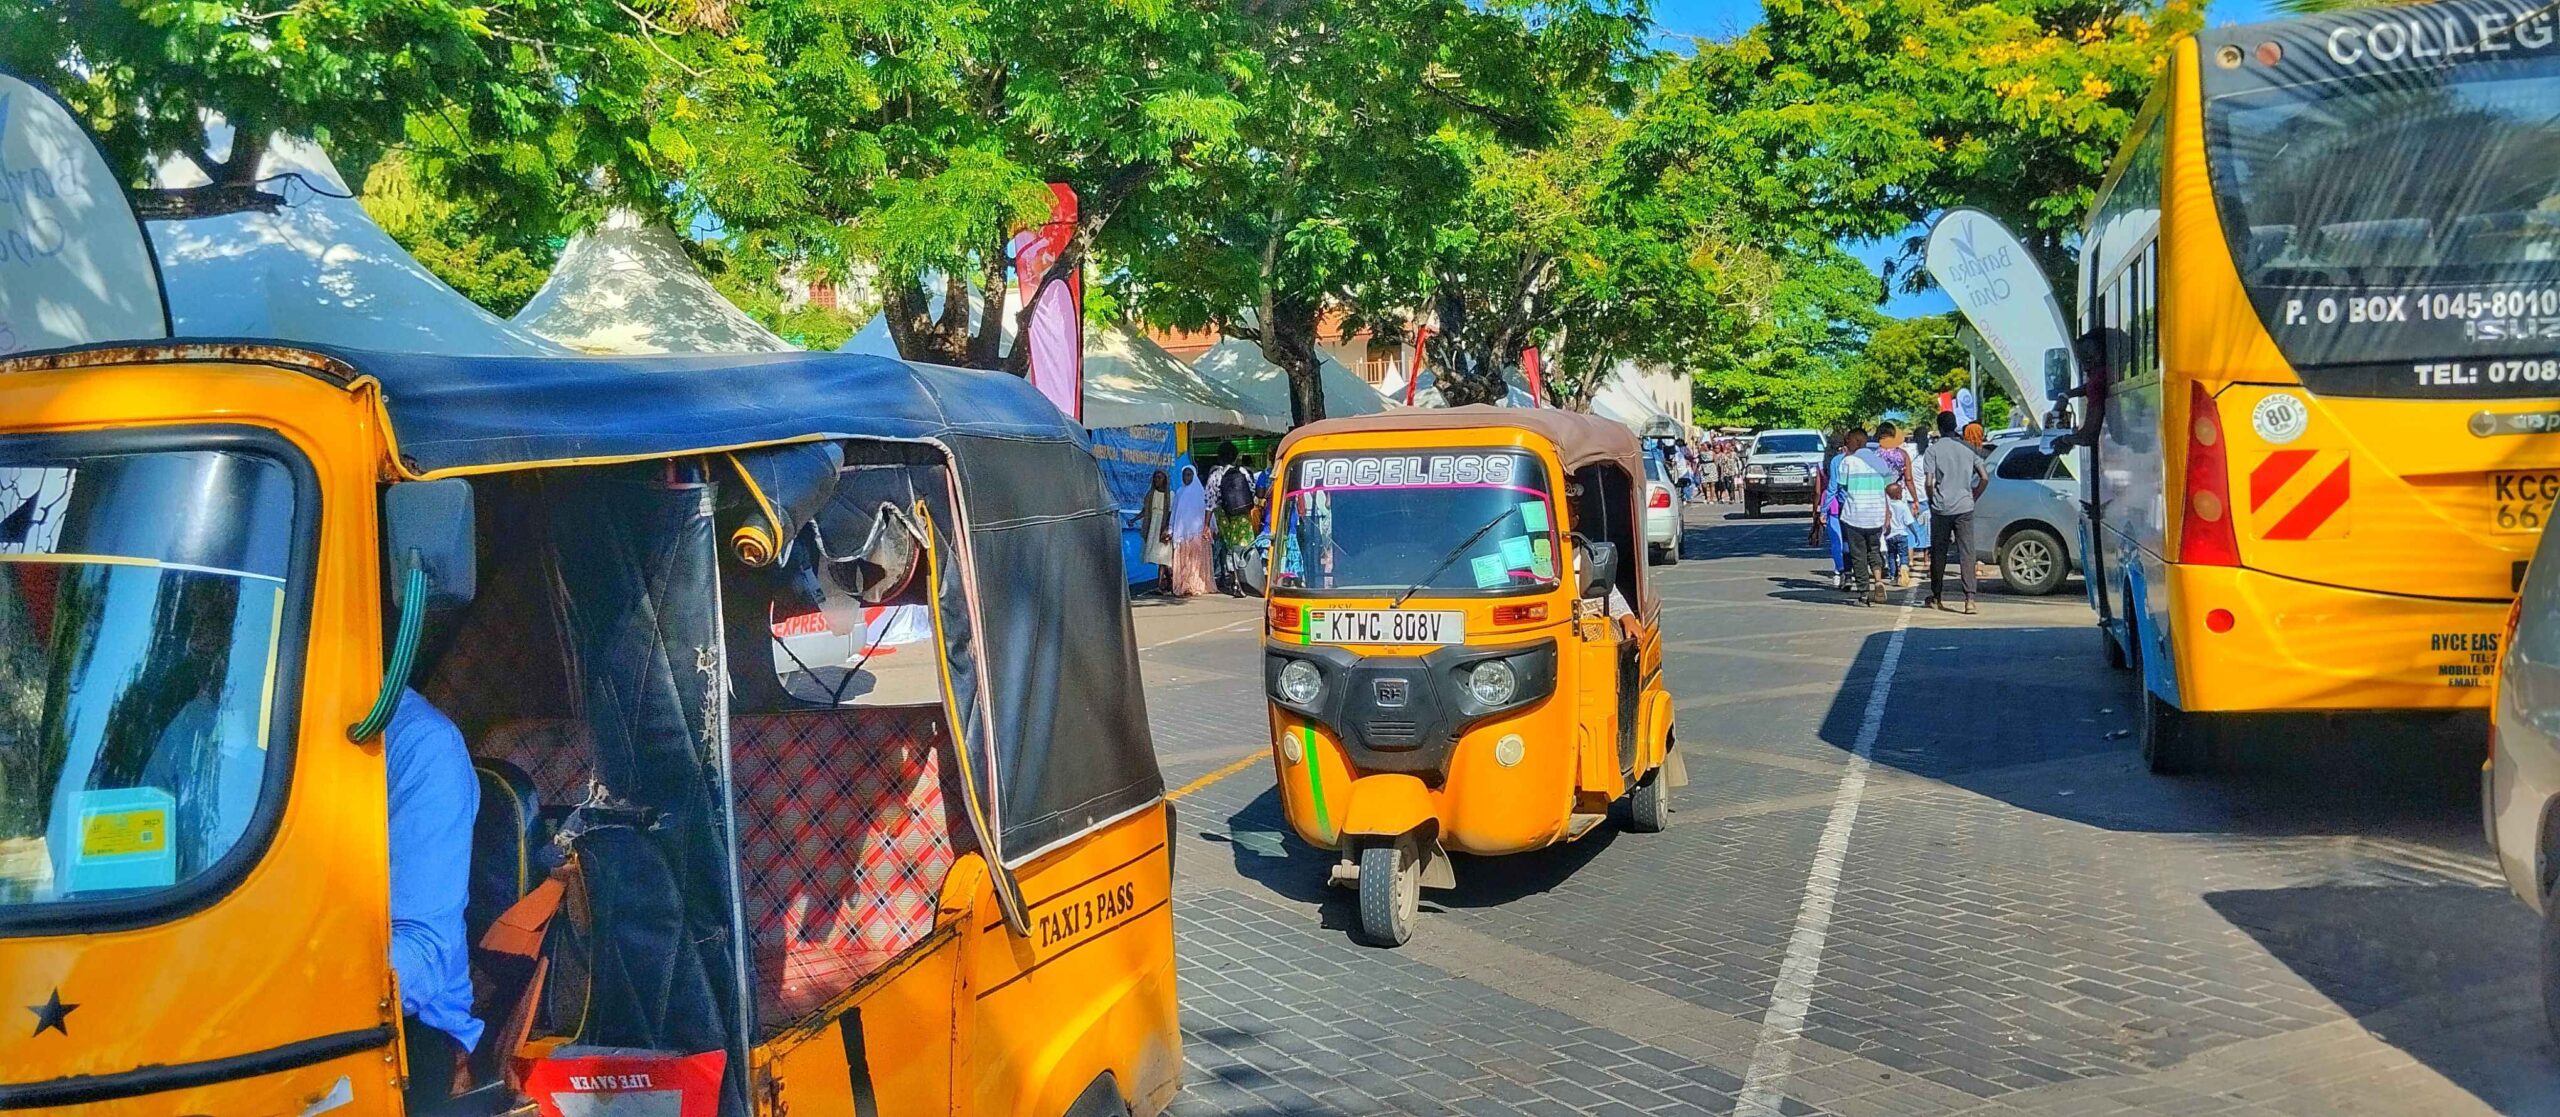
[1364,720,1419,745]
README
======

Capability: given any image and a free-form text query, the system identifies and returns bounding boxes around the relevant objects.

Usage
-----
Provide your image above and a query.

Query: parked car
[2490,528,2560,1043]
[1644,449,1680,565]
[1971,433,2083,596]
[1742,428,1825,517]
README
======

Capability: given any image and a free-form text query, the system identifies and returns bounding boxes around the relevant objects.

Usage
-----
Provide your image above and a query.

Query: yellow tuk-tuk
[0,343,1179,1116]
[1248,406,1684,946]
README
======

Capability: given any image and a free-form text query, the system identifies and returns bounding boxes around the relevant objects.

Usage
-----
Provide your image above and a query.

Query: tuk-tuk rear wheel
[1629,758,1673,833]
[1356,837,1421,947]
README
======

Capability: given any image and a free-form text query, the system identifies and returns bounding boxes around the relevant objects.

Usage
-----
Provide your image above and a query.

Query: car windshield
[1275,449,1559,595]
[1755,434,1822,455]
[0,448,297,911]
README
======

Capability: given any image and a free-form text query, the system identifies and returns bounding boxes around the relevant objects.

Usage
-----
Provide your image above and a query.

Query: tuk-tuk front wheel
[1356,836,1422,947]
[1629,759,1673,833]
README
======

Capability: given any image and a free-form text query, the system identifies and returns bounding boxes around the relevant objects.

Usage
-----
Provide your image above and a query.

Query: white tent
[512,208,792,354]
[1383,366,1537,409]
[1591,361,1689,439]
[839,311,1285,432]
[1085,325,1284,431]
[146,134,566,354]
[1192,337,1390,423]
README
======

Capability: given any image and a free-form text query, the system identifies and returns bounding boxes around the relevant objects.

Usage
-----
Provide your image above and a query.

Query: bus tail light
[2179,382,2241,567]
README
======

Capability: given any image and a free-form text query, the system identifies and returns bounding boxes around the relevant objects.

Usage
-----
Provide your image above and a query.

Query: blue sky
[1649,0,2284,317]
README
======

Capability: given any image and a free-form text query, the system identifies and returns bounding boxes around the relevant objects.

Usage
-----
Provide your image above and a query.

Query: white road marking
[1143,613,1260,650]
[1735,604,1913,1117]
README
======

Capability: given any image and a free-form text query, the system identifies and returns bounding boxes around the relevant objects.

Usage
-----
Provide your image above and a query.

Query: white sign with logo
[0,72,169,355]
[1924,207,2069,430]
[1954,387,1979,428]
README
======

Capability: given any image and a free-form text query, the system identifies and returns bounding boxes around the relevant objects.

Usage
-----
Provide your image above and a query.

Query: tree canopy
[15,0,2202,430]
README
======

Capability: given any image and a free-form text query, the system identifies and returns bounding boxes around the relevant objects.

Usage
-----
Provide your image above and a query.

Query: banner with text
[1925,207,2065,429]
[0,70,169,356]
[1090,422,1188,585]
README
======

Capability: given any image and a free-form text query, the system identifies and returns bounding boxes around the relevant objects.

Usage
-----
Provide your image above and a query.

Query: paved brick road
[1135,508,2560,1116]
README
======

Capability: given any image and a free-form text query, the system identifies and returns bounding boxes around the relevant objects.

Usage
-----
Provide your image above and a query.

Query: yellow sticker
[81,809,167,858]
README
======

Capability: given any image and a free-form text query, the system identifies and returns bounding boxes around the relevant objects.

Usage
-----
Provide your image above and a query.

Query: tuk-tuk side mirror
[2042,347,2072,401]
[1238,539,1269,595]
[354,480,475,741]
[1576,539,1618,600]
[383,479,477,611]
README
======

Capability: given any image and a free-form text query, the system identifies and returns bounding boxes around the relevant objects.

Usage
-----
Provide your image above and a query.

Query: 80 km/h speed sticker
[2252,392,2310,445]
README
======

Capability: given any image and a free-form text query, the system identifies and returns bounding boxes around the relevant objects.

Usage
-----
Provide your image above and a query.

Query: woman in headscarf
[1140,469,1175,595]
[1169,465,1215,597]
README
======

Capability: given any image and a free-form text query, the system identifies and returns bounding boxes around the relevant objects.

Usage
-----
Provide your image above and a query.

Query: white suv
[1742,429,1826,517]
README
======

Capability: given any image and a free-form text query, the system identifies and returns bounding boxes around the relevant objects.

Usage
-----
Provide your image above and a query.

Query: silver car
[2492,527,2560,1043]
[1969,434,2083,596]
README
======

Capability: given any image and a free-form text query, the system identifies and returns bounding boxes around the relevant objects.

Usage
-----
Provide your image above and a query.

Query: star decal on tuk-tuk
[27,989,76,1036]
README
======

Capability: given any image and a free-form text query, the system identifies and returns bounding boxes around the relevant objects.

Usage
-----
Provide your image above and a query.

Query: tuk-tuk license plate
[1307,609,1464,645]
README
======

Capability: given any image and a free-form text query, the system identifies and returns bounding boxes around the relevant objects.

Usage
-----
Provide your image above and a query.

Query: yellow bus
[2077,0,2560,772]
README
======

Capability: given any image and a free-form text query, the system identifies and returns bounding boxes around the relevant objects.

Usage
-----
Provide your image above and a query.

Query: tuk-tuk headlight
[1278,658,1324,706]
[1467,659,1519,706]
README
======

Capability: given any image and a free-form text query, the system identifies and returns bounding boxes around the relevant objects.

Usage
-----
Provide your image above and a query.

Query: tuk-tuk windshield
[1275,449,1559,595]
[0,449,297,911]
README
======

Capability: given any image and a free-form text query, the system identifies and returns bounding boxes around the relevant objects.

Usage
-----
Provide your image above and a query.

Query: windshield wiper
[1390,507,1516,608]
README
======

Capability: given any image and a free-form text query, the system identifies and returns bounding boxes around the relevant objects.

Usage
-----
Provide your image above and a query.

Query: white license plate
[1306,609,1463,645]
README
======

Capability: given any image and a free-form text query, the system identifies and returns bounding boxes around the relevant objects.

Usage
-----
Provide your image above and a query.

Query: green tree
[1122,1,1643,424]
[674,0,1246,370]
[361,153,554,316]
[0,0,653,198]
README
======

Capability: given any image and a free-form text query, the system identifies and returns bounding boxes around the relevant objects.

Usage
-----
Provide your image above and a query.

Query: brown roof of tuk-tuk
[1275,404,1645,478]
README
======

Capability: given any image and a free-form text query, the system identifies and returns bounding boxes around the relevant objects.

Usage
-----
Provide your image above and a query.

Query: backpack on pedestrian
[1218,466,1255,515]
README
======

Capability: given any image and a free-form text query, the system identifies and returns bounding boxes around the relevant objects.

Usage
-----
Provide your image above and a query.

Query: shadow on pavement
[2206,883,2560,1114]
[1216,781,1638,943]
[1813,621,2487,843]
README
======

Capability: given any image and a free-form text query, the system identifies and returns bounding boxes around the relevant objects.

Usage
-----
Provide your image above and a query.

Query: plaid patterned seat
[479,719,596,807]
[732,708,968,1028]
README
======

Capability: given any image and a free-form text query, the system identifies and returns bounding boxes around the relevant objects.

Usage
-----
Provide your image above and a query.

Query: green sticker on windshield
[1498,535,1535,571]
[1531,538,1554,578]
[1469,554,1509,588]
[1519,501,1549,533]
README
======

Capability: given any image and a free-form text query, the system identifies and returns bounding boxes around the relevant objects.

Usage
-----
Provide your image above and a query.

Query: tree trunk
[1259,294,1327,427]
[1428,282,1515,407]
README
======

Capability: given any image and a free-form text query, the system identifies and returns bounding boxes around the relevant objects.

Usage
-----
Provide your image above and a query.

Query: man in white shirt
[1830,434,1895,605]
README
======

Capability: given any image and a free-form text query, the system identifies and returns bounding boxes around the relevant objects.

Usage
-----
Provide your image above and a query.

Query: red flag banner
[1009,184,1082,422]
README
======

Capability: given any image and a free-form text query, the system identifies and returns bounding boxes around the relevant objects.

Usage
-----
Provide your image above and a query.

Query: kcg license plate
[1307,609,1463,646]
[2492,470,2560,532]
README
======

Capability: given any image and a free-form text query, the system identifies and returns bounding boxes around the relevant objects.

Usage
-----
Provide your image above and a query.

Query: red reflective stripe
[2248,449,2316,512]
[2263,460,2350,540]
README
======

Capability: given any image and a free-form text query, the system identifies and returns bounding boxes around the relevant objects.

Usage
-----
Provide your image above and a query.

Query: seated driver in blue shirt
[387,688,484,1102]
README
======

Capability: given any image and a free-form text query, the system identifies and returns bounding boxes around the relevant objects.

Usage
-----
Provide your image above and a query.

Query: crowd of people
[1137,444,1270,599]
[1660,434,1747,505]
[1808,414,1992,612]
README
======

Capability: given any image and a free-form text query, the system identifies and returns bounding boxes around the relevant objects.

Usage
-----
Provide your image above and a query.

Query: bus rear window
[2206,43,2560,390]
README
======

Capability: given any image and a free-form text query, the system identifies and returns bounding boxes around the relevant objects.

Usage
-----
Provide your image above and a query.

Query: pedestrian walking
[1140,469,1175,595]
[1818,428,1864,591]
[1830,430,1893,604]
[1169,465,1215,597]
[1205,445,1258,596]
[1924,410,1992,613]
[1874,422,1916,588]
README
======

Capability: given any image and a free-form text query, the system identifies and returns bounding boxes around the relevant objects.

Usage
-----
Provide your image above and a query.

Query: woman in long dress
[1169,465,1215,597]
[1139,470,1175,594]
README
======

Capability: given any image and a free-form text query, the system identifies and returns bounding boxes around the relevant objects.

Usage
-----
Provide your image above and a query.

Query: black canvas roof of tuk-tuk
[2,340,1165,865]
[1275,404,1646,479]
